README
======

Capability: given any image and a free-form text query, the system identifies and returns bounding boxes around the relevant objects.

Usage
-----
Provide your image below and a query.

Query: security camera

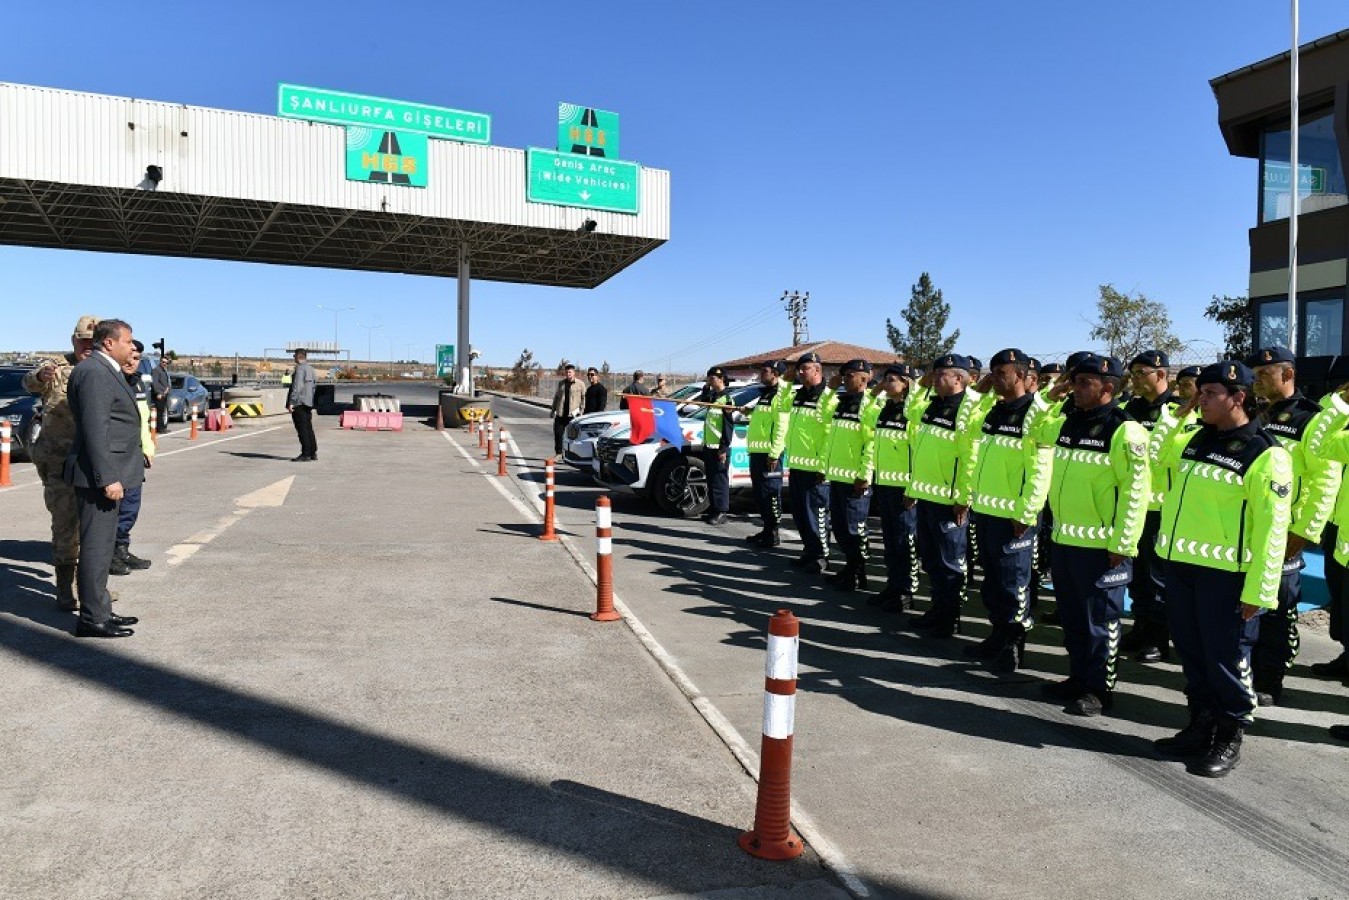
[469,349,481,359]
[577,219,597,234]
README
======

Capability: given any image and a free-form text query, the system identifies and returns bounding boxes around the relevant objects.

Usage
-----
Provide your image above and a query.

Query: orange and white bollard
[591,495,620,622]
[739,609,804,860]
[538,458,559,541]
[468,415,477,436]
[189,408,199,441]
[478,418,487,449]
[497,428,509,477]
[0,421,11,487]
[486,421,496,461]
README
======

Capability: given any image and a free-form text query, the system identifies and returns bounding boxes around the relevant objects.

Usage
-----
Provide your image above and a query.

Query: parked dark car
[166,374,209,421]
[0,366,42,461]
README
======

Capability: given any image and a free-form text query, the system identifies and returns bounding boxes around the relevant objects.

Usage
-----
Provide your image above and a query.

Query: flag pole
[1288,0,1300,353]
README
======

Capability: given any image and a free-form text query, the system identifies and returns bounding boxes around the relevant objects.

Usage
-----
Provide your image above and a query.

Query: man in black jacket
[583,367,608,413]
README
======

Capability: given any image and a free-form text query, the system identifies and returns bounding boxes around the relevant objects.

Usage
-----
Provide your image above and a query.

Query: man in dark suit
[64,319,143,638]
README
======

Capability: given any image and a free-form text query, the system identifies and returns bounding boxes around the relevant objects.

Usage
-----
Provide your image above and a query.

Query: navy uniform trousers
[1252,556,1302,677]
[748,452,784,529]
[874,486,918,597]
[828,481,871,560]
[789,470,831,560]
[1165,560,1261,724]
[1051,544,1129,696]
[974,513,1036,628]
[1128,510,1167,627]
[915,499,967,624]
[701,448,730,514]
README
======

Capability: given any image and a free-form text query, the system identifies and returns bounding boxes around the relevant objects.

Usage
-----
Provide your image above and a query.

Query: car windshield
[170,375,187,388]
[0,370,26,397]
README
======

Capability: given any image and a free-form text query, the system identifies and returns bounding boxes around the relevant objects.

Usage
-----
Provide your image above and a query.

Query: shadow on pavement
[224,451,293,461]
[0,616,830,896]
[488,596,591,618]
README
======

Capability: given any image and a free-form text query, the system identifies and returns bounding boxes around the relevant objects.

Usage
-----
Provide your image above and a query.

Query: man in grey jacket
[63,318,142,638]
[287,349,318,462]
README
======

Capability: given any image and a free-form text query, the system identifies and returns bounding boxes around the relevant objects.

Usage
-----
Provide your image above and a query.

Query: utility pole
[782,290,810,346]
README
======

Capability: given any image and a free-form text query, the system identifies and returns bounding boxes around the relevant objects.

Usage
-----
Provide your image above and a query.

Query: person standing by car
[111,340,155,575]
[151,354,171,435]
[651,375,669,399]
[821,359,877,591]
[619,370,650,411]
[551,364,584,456]
[697,367,734,526]
[286,349,318,462]
[785,351,838,572]
[23,314,98,612]
[583,367,608,413]
[744,361,792,548]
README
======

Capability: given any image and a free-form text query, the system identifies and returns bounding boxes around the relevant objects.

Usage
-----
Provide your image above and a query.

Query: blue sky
[3,1,1345,370]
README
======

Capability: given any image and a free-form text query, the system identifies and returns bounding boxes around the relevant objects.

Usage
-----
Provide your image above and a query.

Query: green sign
[346,128,427,188]
[278,84,491,144]
[1263,162,1328,194]
[526,148,640,214]
[436,344,456,378]
[558,103,620,159]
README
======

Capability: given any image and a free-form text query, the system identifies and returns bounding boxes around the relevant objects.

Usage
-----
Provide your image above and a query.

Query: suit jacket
[151,364,171,398]
[551,378,584,418]
[63,352,146,491]
[288,362,317,407]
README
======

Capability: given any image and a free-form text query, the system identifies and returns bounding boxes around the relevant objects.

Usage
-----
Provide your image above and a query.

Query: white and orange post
[539,458,559,541]
[591,495,620,622]
[497,427,509,477]
[739,609,805,860]
[485,421,495,461]
[478,416,488,449]
[189,407,199,441]
[0,421,11,487]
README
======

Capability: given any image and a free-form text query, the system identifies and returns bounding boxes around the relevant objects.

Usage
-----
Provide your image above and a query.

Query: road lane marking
[165,475,295,567]
[439,429,871,897]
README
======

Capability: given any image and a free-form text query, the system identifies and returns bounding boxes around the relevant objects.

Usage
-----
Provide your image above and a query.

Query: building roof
[718,340,901,370]
[1210,28,1349,89]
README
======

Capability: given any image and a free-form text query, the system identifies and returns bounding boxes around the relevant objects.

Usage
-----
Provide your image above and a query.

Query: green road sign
[345,128,427,188]
[278,84,491,144]
[558,103,620,159]
[526,148,640,215]
[436,344,456,378]
[1263,162,1328,194]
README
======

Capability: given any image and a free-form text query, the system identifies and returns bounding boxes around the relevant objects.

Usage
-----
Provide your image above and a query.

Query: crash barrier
[206,409,234,431]
[539,458,559,541]
[497,428,509,477]
[352,394,401,413]
[223,387,290,418]
[339,411,404,431]
[0,421,11,487]
[439,390,493,429]
[228,401,263,417]
[486,422,495,461]
[739,609,804,860]
[592,496,620,622]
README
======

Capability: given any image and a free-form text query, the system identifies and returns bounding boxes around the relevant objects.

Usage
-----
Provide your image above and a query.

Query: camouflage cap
[72,315,99,339]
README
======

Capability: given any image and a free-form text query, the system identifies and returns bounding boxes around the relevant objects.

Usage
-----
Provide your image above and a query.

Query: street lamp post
[317,304,355,352]
[356,321,383,364]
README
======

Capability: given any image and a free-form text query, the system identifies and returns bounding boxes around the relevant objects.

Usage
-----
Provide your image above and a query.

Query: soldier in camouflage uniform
[23,315,97,611]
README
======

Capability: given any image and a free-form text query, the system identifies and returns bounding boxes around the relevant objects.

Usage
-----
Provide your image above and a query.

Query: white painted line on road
[439,429,872,898]
[165,475,295,567]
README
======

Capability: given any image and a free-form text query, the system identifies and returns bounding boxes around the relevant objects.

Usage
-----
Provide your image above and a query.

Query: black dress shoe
[75,619,134,638]
[1134,644,1171,663]
[291,454,310,462]
[109,556,131,576]
[107,613,139,626]
[705,512,728,526]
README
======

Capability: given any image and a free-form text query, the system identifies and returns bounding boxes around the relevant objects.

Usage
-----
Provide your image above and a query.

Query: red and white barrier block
[739,609,804,860]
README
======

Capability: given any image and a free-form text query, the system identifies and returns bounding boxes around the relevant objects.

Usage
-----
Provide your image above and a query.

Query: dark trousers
[748,453,784,529]
[828,479,871,560]
[875,486,918,597]
[154,396,169,432]
[702,448,730,514]
[1128,510,1167,625]
[915,499,967,623]
[1051,544,1129,695]
[75,486,119,625]
[1252,556,1302,676]
[291,404,317,458]
[1325,524,1346,650]
[974,512,1036,628]
[1165,560,1260,725]
[788,470,831,560]
[552,416,572,456]
[116,483,142,546]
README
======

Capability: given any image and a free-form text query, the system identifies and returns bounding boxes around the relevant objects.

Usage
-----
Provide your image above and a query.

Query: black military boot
[109,548,131,577]
[1190,720,1243,778]
[118,544,152,570]
[744,529,769,545]
[964,622,1006,659]
[1154,708,1216,757]
[1119,620,1149,654]
[827,555,866,591]
[1253,669,1284,707]
[762,527,781,548]
[1135,617,1171,662]
[990,623,1026,674]
[867,583,894,608]
[882,593,913,614]
[54,564,78,612]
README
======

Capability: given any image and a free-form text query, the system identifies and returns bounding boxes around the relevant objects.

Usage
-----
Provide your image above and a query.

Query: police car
[593,383,767,518]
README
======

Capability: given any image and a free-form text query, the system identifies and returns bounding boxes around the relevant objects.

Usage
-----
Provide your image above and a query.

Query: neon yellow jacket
[1301,393,1349,564]
[1154,422,1293,608]
[822,392,875,483]
[961,392,1052,526]
[867,395,911,488]
[747,381,793,458]
[1259,394,1340,543]
[785,383,837,473]
[907,389,978,505]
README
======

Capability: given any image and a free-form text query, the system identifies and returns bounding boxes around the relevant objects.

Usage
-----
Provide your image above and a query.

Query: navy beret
[1071,353,1124,379]
[839,358,873,374]
[1248,346,1296,367]
[989,348,1029,368]
[1177,365,1202,379]
[1129,350,1169,369]
[1197,360,1254,390]
[797,351,822,365]
[932,353,970,371]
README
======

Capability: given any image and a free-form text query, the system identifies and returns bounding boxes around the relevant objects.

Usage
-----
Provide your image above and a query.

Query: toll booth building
[1213,28,1349,357]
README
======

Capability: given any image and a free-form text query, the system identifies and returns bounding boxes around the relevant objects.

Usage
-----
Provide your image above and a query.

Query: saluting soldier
[959,349,1053,672]
[1245,346,1340,706]
[1030,353,1150,716]
[866,365,919,613]
[744,361,793,548]
[905,353,980,638]
[1153,361,1292,777]
[1120,350,1183,663]
[23,315,99,611]
[821,359,877,591]
[784,351,837,571]
[697,366,734,526]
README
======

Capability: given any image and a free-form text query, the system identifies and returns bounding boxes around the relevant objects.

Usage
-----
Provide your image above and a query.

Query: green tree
[1203,294,1254,359]
[1087,284,1183,363]
[555,358,572,375]
[600,360,611,375]
[507,349,541,394]
[885,272,959,366]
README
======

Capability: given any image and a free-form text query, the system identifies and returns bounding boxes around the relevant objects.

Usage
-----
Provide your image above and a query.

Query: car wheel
[652,453,710,518]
